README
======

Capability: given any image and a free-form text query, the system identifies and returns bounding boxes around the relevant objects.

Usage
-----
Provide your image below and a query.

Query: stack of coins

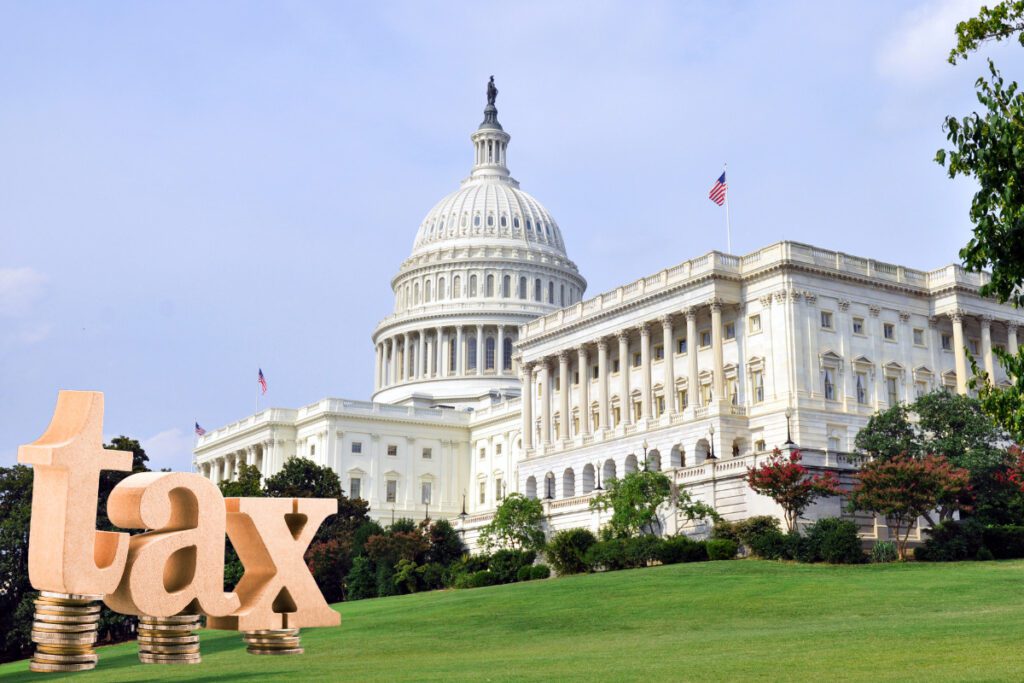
[29,591,102,673]
[242,628,303,655]
[137,614,201,665]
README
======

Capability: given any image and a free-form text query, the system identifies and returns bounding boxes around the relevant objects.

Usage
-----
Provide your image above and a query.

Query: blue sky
[2,1,1020,471]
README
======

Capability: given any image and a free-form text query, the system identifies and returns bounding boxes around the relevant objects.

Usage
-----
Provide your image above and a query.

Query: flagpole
[256,371,259,414]
[724,163,732,254]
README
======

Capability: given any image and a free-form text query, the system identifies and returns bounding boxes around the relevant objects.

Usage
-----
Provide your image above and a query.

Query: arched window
[453,275,461,298]
[544,473,556,499]
[503,337,513,370]
[469,275,478,297]
[474,215,481,227]
[438,277,446,300]
[527,219,533,233]
[500,215,507,227]
[502,274,511,298]
[486,337,496,370]
[424,280,432,302]
[519,276,527,299]
[449,339,457,373]
[486,274,494,297]
[461,214,467,227]
[414,282,420,304]
[487,215,494,227]
[548,281,554,304]
[513,216,520,229]
[468,338,478,370]
[534,279,542,301]
[560,284,565,306]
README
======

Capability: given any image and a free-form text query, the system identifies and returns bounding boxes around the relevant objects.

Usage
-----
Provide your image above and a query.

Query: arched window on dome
[461,214,467,227]
[548,281,554,304]
[474,215,481,227]
[438,277,446,300]
[513,216,520,229]
[414,282,420,305]
[424,280,432,303]
[485,337,496,370]
[438,220,444,234]
[487,214,494,227]
[500,215,507,228]
[519,276,527,300]
[404,284,411,309]
[503,337,513,370]
[560,284,565,306]
[534,279,542,302]
[485,274,494,297]
[468,337,478,370]
[453,275,461,298]
[469,275,478,297]
[502,274,511,298]
[449,340,457,374]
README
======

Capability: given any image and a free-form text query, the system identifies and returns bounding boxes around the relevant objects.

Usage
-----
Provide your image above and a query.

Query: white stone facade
[194,87,1024,547]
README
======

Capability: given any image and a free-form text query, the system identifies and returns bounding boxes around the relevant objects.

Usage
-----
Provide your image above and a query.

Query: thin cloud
[876,0,984,85]
[142,427,197,473]
[0,267,47,316]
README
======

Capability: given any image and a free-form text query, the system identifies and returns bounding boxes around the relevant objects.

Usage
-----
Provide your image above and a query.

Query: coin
[139,635,200,644]
[33,602,101,614]
[247,647,304,655]
[32,652,98,664]
[39,591,102,601]
[29,661,97,672]
[138,652,202,664]
[32,632,96,644]
[141,614,200,624]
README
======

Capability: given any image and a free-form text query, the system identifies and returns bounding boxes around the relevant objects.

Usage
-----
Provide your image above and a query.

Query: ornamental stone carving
[869,305,881,317]
[837,299,850,312]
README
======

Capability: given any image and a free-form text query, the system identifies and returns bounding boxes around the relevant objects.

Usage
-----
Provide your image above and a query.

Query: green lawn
[3,559,1024,681]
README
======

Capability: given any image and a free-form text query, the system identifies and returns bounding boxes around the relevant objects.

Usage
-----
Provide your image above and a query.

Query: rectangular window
[496,444,502,455]
[633,401,642,421]
[820,311,833,330]
[349,477,362,500]
[913,328,925,346]
[633,352,642,368]
[351,441,363,454]
[700,330,712,348]
[883,322,896,341]
[479,481,486,504]
[422,447,432,459]
[612,359,621,373]
[554,376,560,391]
[915,381,927,399]
[386,480,397,503]
[887,377,899,405]
[573,371,579,385]
[592,409,600,430]
[748,314,762,334]
[654,345,664,361]
[824,369,835,401]
[479,447,486,459]
[387,444,398,456]
[853,317,865,335]
[969,339,980,355]
[656,396,665,416]
[725,322,736,340]
[753,371,764,404]
[729,379,738,405]
[592,365,599,379]
[612,406,621,427]
[421,482,432,505]
[941,333,952,351]
[856,373,868,405]
[495,478,504,501]
[678,389,688,409]
[677,338,688,354]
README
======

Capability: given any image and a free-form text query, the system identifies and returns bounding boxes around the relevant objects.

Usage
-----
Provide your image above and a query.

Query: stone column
[597,338,609,431]
[477,324,484,376]
[981,315,995,385]
[426,334,435,377]
[374,343,382,390]
[1009,323,1019,357]
[661,316,675,415]
[403,332,412,380]
[711,298,725,401]
[440,327,449,376]
[456,326,464,375]
[389,337,398,386]
[558,352,570,440]
[417,331,426,379]
[639,323,652,420]
[950,310,968,395]
[497,324,506,375]
[539,361,552,446]
[686,307,699,407]
[618,331,632,426]
[577,345,591,435]
[522,363,534,450]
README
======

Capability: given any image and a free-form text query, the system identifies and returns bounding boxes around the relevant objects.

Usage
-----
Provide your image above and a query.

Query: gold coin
[141,614,200,625]
[33,602,101,613]
[247,647,304,656]
[246,628,299,636]
[35,643,94,654]
[138,653,202,664]
[142,644,200,654]
[35,614,101,625]
[32,652,98,664]
[29,661,97,672]
[32,622,97,634]
[138,635,199,645]
[244,637,301,646]
[138,622,196,631]
[38,591,102,601]
[32,631,96,644]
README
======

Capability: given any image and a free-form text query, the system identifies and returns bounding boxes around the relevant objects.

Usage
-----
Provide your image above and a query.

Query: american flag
[708,171,727,206]
[194,422,207,437]
[258,368,268,394]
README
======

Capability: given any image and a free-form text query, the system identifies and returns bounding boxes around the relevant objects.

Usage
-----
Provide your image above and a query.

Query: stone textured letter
[18,390,132,594]
[104,472,241,618]
[207,497,340,632]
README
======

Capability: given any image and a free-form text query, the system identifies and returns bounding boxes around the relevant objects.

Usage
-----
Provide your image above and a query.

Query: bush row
[914,521,1024,562]
[713,516,865,564]
[545,529,737,575]
[448,550,551,589]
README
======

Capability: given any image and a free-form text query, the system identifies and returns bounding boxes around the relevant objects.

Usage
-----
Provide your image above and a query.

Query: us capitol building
[194,81,1024,546]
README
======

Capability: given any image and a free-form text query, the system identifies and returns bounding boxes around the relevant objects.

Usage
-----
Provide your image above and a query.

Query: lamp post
[391,505,396,526]
[544,474,554,500]
[595,461,603,491]
[424,502,430,522]
[707,424,717,461]
[458,493,467,538]
[784,406,795,446]
[642,439,649,470]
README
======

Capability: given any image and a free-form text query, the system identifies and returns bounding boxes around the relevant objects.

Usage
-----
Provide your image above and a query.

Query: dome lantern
[470,76,511,181]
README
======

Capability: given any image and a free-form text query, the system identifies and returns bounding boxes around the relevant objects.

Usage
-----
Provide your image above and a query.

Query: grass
[3,559,1024,681]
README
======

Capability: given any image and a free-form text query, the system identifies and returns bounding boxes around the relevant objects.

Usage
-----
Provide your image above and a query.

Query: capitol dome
[371,78,586,409]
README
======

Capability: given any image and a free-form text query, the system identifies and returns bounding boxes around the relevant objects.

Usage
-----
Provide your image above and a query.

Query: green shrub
[804,518,864,564]
[976,546,996,561]
[736,516,782,545]
[711,519,740,543]
[419,562,446,591]
[746,527,789,560]
[516,564,534,582]
[786,530,815,563]
[623,535,661,568]
[546,528,598,575]
[982,525,1024,559]
[530,564,551,579]
[656,536,708,564]
[454,570,498,589]
[584,539,629,572]
[916,520,984,562]
[346,556,377,600]
[870,540,898,563]
[706,539,738,560]
[489,549,537,584]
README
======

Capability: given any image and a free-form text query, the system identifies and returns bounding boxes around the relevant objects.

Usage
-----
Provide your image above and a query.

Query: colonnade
[199,441,272,484]
[949,310,1018,394]
[375,324,517,389]
[522,299,731,451]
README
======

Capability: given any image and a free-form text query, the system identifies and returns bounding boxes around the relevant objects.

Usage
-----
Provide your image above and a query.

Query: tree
[938,1,1024,306]
[746,449,843,532]
[847,454,971,560]
[424,518,466,566]
[854,403,917,459]
[479,493,546,552]
[0,465,34,663]
[590,469,673,538]
[218,463,262,498]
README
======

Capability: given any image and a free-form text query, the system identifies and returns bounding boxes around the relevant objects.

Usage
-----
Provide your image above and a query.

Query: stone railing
[196,408,298,447]
[547,493,596,511]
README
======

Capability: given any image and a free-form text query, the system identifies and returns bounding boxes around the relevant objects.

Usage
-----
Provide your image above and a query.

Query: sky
[2,0,1020,471]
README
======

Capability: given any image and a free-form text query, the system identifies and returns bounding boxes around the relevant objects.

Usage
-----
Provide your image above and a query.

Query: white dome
[411,179,567,257]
